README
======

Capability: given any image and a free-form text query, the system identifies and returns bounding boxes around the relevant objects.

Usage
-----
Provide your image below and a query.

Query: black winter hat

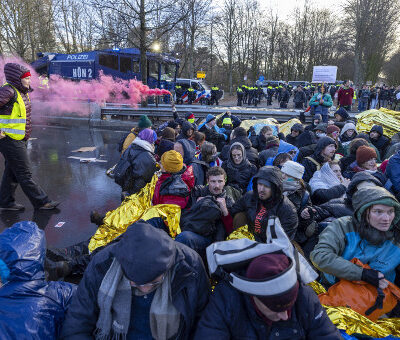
[370,125,383,136]
[112,221,175,284]
[291,123,304,133]
[335,107,350,120]
[315,136,336,155]
[314,123,328,133]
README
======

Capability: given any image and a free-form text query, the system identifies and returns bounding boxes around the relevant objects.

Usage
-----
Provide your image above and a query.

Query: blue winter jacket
[0,221,76,340]
[265,140,299,165]
[386,150,400,195]
[194,281,341,340]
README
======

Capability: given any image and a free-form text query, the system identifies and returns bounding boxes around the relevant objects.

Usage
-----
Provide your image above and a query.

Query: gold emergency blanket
[239,118,302,137]
[226,225,255,241]
[356,108,400,137]
[88,175,182,252]
[309,281,400,337]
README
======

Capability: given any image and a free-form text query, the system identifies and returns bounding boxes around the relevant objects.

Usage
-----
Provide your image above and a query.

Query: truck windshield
[161,63,173,81]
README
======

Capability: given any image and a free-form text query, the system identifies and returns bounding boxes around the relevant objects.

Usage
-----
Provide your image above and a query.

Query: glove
[361,268,382,287]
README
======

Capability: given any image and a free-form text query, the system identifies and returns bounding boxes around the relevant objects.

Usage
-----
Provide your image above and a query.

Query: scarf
[149,265,181,340]
[309,162,341,193]
[96,258,132,340]
[282,180,301,194]
[96,259,181,340]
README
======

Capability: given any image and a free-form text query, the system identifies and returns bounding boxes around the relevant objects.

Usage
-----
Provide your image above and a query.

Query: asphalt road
[0,125,127,248]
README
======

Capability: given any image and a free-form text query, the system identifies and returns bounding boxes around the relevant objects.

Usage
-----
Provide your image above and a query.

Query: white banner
[312,66,338,83]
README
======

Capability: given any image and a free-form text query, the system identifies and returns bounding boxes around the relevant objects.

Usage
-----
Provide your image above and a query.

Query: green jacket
[309,93,333,107]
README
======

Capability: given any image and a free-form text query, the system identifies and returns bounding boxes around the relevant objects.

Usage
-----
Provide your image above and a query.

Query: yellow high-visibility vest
[0,83,27,140]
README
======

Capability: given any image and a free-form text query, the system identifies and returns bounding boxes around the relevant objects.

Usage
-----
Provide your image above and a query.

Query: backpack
[0,86,17,113]
[159,171,190,197]
[180,196,222,237]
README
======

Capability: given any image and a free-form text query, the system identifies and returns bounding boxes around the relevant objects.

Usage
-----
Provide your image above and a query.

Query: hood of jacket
[177,139,196,165]
[370,125,383,137]
[291,123,304,133]
[335,107,350,120]
[352,187,400,225]
[314,136,336,156]
[265,140,299,165]
[252,166,283,206]
[346,171,382,199]
[112,221,176,285]
[4,63,30,94]
[228,142,248,168]
[296,130,316,148]
[340,122,357,136]
[231,135,252,149]
[0,221,45,282]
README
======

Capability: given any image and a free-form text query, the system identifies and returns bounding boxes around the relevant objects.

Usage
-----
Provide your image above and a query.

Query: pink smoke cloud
[0,55,172,116]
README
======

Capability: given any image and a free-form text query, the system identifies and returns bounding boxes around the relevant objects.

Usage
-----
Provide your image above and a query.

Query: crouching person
[176,167,238,256]
[0,221,76,339]
[60,221,210,339]
[311,186,400,289]
[195,253,341,339]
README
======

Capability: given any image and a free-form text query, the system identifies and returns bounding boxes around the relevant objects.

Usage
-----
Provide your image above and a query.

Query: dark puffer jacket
[221,136,259,167]
[222,142,257,193]
[61,222,210,339]
[0,63,32,139]
[230,166,298,241]
[250,133,268,152]
[195,281,341,340]
[0,221,75,339]
[302,137,336,182]
[114,138,157,194]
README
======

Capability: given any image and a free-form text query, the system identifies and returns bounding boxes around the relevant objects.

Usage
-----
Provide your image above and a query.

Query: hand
[341,177,351,187]
[301,208,310,219]
[362,269,387,288]
[216,197,229,216]
[0,131,5,139]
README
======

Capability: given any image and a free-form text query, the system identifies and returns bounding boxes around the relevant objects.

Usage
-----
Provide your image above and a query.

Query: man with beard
[311,187,400,294]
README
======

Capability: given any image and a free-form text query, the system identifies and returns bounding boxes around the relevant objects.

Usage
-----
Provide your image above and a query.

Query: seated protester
[302,136,336,183]
[199,114,227,151]
[339,138,369,172]
[176,120,195,141]
[118,114,153,154]
[384,149,400,200]
[261,139,299,166]
[222,142,257,193]
[309,161,350,205]
[285,123,304,147]
[0,221,75,339]
[250,125,274,152]
[304,114,322,132]
[258,136,280,166]
[152,150,195,209]
[195,253,341,339]
[177,167,237,255]
[333,107,351,129]
[339,122,357,147]
[327,125,340,144]
[296,130,318,164]
[197,141,222,167]
[175,139,208,186]
[220,118,234,142]
[61,222,210,339]
[155,127,176,161]
[344,145,386,184]
[221,127,259,167]
[185,112,198,130]
[272,152,291,168]
[193,131,205,153]
[230,166,298,241]
[280,161,318,257]
[310,187,400,290]
[114,128,158,195]
[369,125,390,160]
[384,132,400,160]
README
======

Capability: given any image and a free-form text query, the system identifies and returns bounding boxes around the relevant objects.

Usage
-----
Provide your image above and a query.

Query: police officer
[237,86,244,106]
[0,63,59,210]
[242,85,249,104]
[267,84,274,105]
[187,86,196,105]
[175,84,184,104]
[211,85,220,105]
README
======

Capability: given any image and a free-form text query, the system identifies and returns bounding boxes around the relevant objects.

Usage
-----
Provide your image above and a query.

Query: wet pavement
[0,125,128,248]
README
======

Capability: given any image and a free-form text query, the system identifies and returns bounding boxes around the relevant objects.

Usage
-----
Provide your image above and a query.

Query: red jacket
[337,87,354,107]
[152,165,195,209]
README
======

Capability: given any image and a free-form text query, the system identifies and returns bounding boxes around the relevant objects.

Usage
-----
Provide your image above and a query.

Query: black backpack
[180,196,222,237]
[159,170,190,197]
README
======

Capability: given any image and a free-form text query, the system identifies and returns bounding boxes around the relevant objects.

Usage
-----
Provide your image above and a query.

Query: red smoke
[0,55,172,115]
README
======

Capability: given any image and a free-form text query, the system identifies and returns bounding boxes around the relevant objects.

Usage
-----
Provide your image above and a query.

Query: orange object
[318,258,400,321]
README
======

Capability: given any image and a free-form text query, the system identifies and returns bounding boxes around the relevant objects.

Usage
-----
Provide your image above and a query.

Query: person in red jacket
[337,81,354,111]
[152,150,195,209]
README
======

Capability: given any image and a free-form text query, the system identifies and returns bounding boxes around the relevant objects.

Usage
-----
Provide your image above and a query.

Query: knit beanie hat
[281,160,305,180]
[161,150,183,173]
[138,115,152,129]
[161,127,176,142]
[246,254,299,312]
[185,112,195,123]
[327,125,340,135]
[138,128,157,144]
[20,71,31,79]
[356,145,377,165]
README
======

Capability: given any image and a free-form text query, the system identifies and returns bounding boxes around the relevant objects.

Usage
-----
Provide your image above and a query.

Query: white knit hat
[281,161,305,180]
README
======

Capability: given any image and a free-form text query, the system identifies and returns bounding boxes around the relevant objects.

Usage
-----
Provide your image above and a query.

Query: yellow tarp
[226,225,255,241]
[88,175,182,252]
[239,118,302,137]
[309,281,400,337]
[356,108,400,137]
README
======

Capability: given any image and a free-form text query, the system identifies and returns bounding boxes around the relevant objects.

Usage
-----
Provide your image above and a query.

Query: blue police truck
[31,48,180,90]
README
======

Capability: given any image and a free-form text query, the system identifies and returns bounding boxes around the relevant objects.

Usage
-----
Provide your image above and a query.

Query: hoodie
[0,221,75,339]
[177,121,195,141]
[176,139,207,185]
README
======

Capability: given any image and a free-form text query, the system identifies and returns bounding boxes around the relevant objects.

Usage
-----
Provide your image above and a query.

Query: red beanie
[20,71,31,79]
[246,253,299,312]
[356,145,377,165]
[327,125,340,135]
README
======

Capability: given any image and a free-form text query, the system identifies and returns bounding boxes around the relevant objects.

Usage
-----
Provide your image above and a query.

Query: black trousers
[0,136,49,207]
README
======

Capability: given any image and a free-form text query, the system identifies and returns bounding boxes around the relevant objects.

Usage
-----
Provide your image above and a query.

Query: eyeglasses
[130,274,165,288]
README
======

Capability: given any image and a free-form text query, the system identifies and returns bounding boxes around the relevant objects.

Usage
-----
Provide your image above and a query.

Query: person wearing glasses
[60,221,210,339]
